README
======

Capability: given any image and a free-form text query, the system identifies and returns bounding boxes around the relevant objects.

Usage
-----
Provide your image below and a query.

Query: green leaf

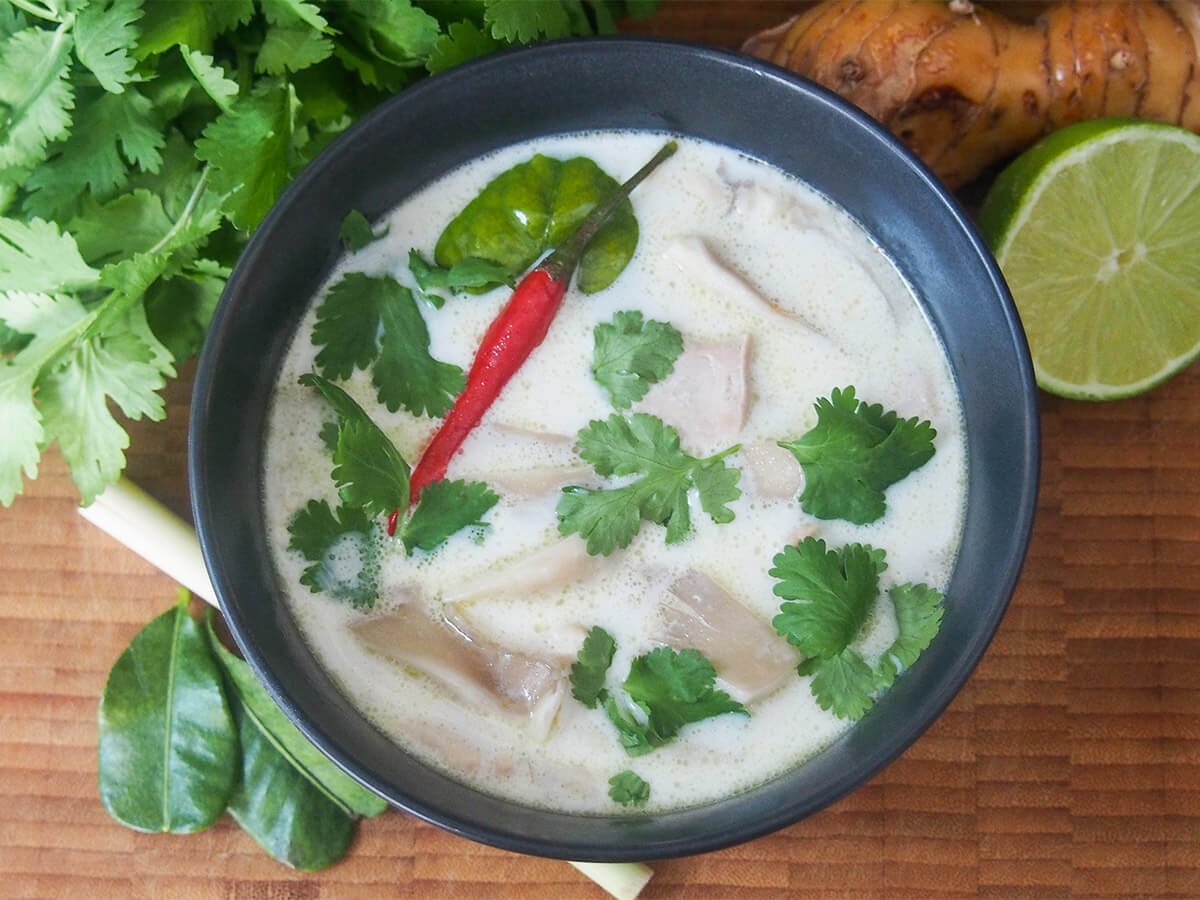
[332,417,411,519]
[0,25,75,170]
[261,0,333,33]
[556,413,741,555]
[68,189,175,264]
[875,582,945,689]
[24,87,165,220]
[803,647,877,721]
[299,370,375,426]
[0,216,99,291]
[401,478,498,553]
[39,327,171,505]
[604,647,746,756]
[143,263,225,361]
[337,0,440,66]
[74,0,143,94]
[338,209,387,251]
[204,612,388,818]
[770,539,886,660]
[407,248,512,298]
[134,0,252,57]
[434,153,638,294]
[425,19,501,74]
[226,691,355,870]
[311,272,464,417]
[257,24,333,74]
[570,625,616,708]
[484,0,572,42]
[179,45,238,112]
[591,310,682,408]
[0,290,88,506]
[195,79,295,230]
[608,770,650,807]
[287,499,379,608]
[779,386,937,525]
[97,594,238,833]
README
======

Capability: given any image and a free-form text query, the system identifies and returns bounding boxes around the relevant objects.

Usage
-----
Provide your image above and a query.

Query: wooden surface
[3,3,1200,897]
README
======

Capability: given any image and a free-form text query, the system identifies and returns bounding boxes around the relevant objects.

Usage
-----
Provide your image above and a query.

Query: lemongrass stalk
[569,861,654,900]
[78,476,655,899]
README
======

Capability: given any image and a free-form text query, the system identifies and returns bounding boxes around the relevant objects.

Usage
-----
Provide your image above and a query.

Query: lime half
[980,118,1200,400]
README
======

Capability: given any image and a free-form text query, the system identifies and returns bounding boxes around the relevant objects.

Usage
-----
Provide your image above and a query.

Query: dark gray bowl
[191,39,1039,862]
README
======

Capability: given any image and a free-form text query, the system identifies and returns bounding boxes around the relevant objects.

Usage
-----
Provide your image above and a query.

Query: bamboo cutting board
[3,4,1199,897]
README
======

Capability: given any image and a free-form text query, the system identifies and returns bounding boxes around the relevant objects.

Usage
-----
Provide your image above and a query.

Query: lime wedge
[980,118,1200,400]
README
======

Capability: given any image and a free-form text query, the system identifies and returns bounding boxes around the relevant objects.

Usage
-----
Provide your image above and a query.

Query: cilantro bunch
[0,0,659,508]
[770,537,945,720]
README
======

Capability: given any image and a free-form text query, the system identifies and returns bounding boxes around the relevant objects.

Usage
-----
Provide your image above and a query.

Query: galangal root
[743,1,1200,187]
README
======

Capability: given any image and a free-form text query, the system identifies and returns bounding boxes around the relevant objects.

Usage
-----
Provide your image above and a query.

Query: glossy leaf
[205,613,387,818]
[226,693,355,870]
[434,154,638,294]
[97,593,237,833]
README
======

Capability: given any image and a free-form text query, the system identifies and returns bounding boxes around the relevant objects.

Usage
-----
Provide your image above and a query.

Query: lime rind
[980,119,1200,401]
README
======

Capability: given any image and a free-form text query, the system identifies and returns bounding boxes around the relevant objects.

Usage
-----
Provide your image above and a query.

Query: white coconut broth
[263,132,967,814]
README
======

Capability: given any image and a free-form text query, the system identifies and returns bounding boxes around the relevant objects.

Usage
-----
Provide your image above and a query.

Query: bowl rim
[191,36,1041,861]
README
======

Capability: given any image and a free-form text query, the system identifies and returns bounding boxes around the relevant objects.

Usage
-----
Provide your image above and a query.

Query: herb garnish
[608,770,650,807]
[295,373,498,596]
[311,272,464,417]
[569,625,617,708]
[770,537,945,720]
[556,413,741,556]
[591,310,683,408]
[338,209,388,252]
[779,386,936,525]
[407,249,516,305]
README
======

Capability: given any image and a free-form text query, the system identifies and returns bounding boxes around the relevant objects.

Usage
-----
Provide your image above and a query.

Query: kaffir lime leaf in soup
[979,118,1200,400]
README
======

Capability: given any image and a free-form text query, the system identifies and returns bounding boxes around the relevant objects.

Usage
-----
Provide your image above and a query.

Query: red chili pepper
[406,140,678,506]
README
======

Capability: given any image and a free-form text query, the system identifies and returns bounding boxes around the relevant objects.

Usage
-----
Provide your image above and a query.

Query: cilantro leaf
[875,582,945,689]
[194,79,296,231]
[779,386,937,525]
[800,648,877,721]
[608,770,649,807]
[332,418,410,520]
[337,0,441,66]
[256,25,333,75]
[400,478,498,553]
[556,413,741,555]
[425,20,501,75]
[25,88,165,220]
[770,538,886,659]
[591,310,682,409]
[300,371,410,516]
[484,0,572,43]
[603,647,747,756]
[0,26,75,170]
[179,45,238,112]
[0,217,99,292]
[260,0,333,34]
[339,209,387,251]
[74,0,143,94]
[287,499,379,609]
[569,625,616,708]
[311,272,464,417]
[407,249,513,298]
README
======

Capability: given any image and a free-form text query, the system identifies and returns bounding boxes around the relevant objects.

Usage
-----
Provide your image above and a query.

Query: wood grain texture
[2,3,1199,897]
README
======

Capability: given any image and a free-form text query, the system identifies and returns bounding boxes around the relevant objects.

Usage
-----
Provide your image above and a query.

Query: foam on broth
[262,132,967,813]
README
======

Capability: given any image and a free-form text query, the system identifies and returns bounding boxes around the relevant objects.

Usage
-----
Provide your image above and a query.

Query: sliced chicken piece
[443,538,601,605]
[639,335,751,449]
[662,235,830,338]
[653,570,799,704]
[452,424,594,499]
[351,602,566,739]
[741,442,804,500]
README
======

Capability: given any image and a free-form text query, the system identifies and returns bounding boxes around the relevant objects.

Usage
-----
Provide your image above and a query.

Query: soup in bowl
[190,40,1038,861]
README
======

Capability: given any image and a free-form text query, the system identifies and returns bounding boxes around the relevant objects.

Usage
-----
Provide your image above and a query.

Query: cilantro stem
[149,169,211,255]
[6,0,62,23]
